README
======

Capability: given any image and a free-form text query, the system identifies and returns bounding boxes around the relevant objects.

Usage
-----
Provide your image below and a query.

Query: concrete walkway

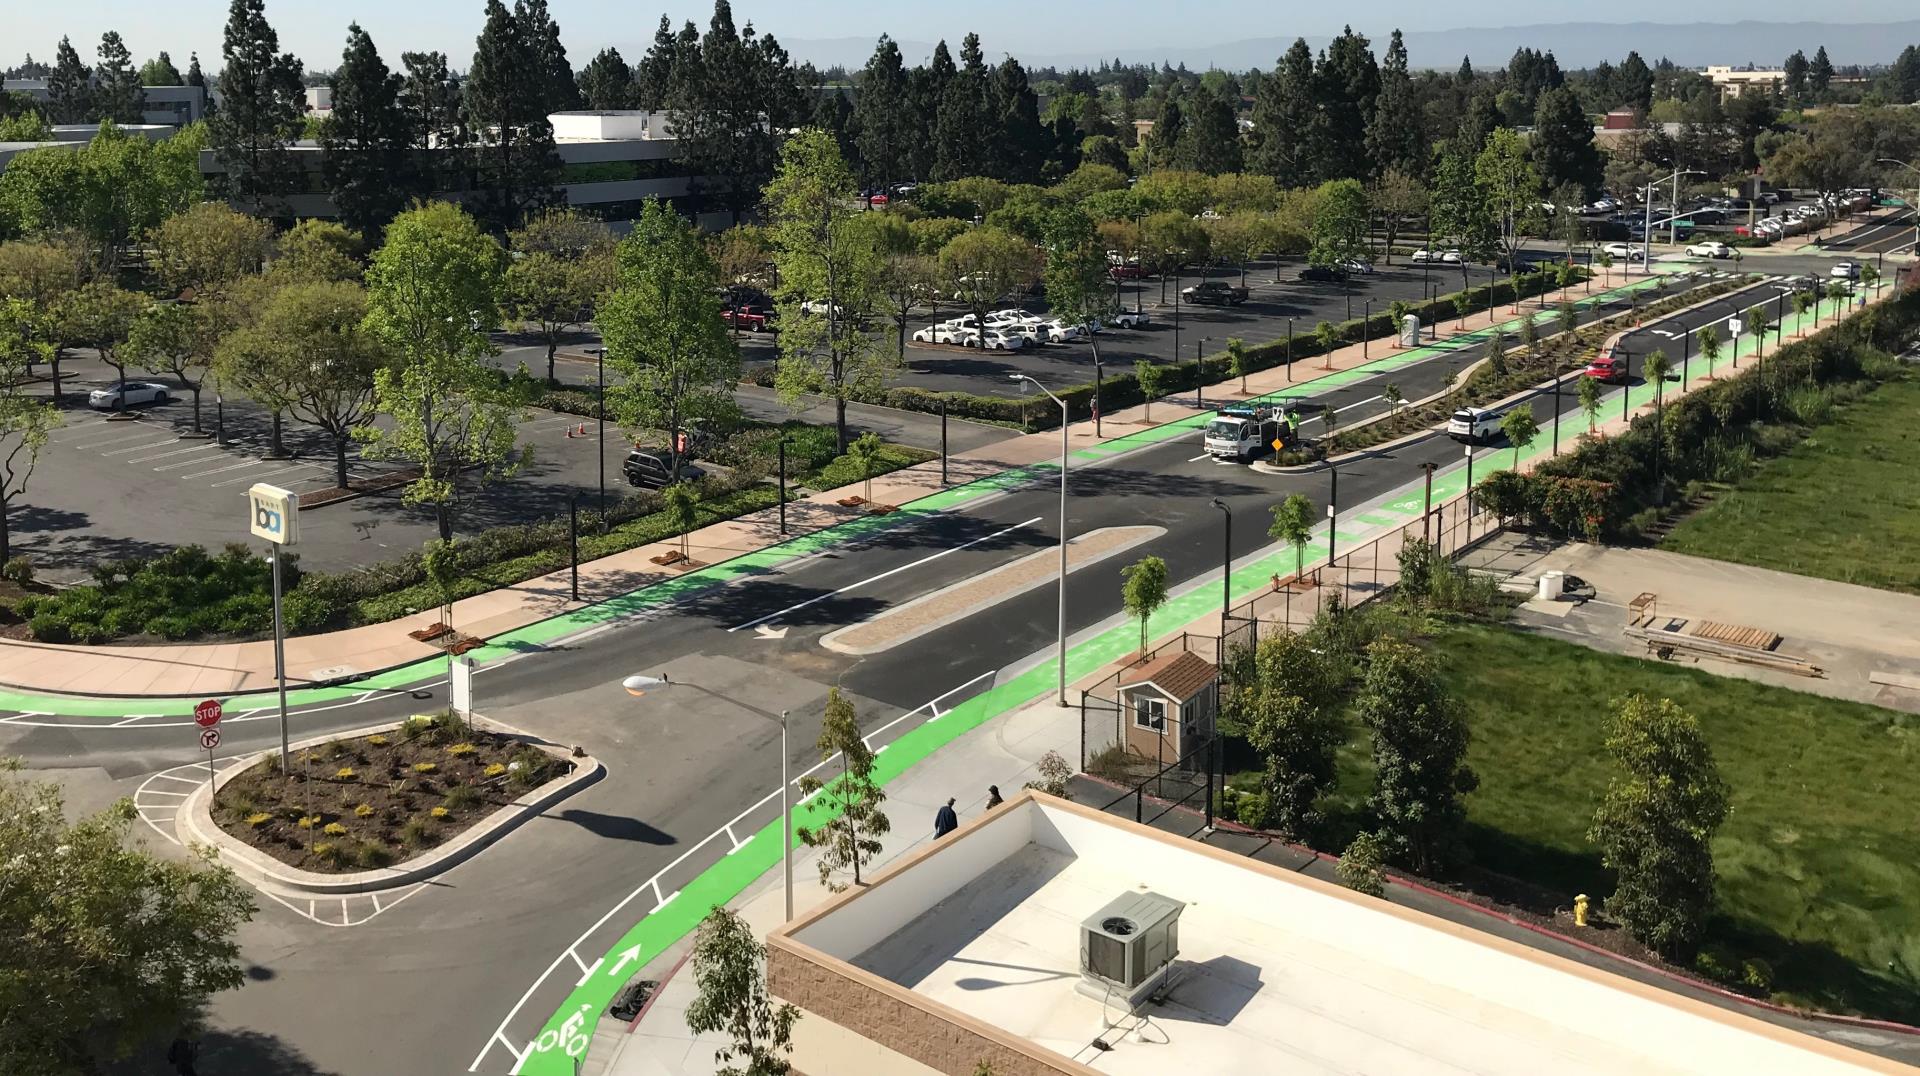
[0,274,1622,702]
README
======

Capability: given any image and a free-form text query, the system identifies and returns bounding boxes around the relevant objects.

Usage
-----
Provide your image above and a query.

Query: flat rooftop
[774,795,1897,1076]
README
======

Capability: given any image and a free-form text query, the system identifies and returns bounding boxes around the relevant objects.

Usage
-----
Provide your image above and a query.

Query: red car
[1108,264,1148,280]
[1583,349,1628,384]
[722,307,773,332]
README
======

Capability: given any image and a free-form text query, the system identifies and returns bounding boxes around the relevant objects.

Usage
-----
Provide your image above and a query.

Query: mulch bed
[211,714,565,874]
[299,468,423,509]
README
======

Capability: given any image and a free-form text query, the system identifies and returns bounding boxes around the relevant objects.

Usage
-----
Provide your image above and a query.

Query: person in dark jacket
[933,797,959,837]
[985,785,1004,808]
[167,1035,199,1076]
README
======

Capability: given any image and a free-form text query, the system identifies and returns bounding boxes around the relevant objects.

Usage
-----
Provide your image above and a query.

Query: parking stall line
[181,460,269,480]
[211,464,320,488]
[135,444,225,465]
[102,437,182,457]
[76,430,170,451]
[150,448,238,471]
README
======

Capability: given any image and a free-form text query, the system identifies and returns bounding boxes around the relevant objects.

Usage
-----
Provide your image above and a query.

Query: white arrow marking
[754,623,789,640]
[605,944,644,979]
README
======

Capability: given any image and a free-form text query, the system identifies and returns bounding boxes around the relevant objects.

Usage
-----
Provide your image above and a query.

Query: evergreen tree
[46,38,92,125]
[1588,695,1730,959]
[1459,90,1502,153]
[633,17,679,110]
[1531,86,1602,195]
[577,47,634,110]
[1149,88,1185,171]
[1366,29,1424,178]
[1783,50,1809,101]
[1356,638,1477,875]
[94,33,145,124]
[1617,51,1654,113]
[207,0,307,211]
[667,1,793,223]
[1809,46,1834,96]
[1249,38,1317,187]
[140,52,185,87]
[520,0,582,113]
[463,0,563,230]
[185,53,207,93]
[1312,26,1379,182]
[1456,56,1475,84]
[401,50,463,196]
[988,56,1047,184]
[1178,84,1242,175]
[1888,45,1920,105]
[322,24,416,238]
[854,36,911,191]
[934,33,989,180]
[904,41,953,180]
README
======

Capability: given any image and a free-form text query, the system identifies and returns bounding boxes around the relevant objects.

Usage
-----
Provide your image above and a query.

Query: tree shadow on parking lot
[103,1025,342,1076]
[551,808,677,845]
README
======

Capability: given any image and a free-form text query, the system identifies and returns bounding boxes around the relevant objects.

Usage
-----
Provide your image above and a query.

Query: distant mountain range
[755,21,1920,74]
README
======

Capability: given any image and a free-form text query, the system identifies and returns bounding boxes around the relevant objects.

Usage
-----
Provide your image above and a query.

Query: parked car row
[911,306,1155,349]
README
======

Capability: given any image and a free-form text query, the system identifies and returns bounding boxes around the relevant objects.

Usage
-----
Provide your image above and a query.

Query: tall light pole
[623,675,794,921]
[1877,158,1920,258]
[1209,499,1231,638]
[587,345,608,521]
[1012,375,1070,705]
[1640,169,1704,274]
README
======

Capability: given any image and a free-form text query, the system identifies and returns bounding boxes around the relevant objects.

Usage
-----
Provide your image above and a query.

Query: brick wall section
[767,940,1095,1076]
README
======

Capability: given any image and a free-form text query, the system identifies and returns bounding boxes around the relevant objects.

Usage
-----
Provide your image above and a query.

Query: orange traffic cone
[577,422,586,436]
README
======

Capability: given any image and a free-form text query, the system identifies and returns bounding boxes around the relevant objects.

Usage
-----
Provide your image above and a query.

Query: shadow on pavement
[552,808,678,845]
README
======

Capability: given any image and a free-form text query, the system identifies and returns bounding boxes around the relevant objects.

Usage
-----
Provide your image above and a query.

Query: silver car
[89,381,172,410]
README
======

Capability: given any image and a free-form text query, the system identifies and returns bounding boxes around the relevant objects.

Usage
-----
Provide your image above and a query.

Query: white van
[1448,407,1502,444]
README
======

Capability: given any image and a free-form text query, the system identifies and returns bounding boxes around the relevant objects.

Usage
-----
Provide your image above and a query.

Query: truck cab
[1204,404,1289,462]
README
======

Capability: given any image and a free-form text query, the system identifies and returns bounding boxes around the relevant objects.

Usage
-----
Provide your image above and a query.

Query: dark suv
[623,450,705,490]
[1181,281,1250,305]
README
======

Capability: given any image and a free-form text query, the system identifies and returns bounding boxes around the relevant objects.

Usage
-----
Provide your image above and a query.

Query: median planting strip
[505,279,1859,1075]
[0,277,1668,722]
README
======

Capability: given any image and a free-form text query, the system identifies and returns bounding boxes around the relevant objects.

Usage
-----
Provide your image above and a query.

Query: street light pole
[1420,461,1437,542]
[1464,444,1475,514]
[1362,300,1372,358]
[781,708,791,920]
[1326,459,1339,567]
[588,346,608,522]
[1285,318,1294,381]
[1210,499,1231,638]
[1012,375,1070,705]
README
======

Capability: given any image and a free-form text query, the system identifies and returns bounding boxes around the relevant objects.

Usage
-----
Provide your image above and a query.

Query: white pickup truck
[1204,404,1289,462]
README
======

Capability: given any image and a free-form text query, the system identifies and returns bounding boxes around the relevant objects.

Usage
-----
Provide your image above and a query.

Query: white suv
[1447,407,1503,444]
[1685,241,1732,259]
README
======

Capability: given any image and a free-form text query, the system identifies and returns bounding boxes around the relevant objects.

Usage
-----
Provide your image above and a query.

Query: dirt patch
[210,712,566,873]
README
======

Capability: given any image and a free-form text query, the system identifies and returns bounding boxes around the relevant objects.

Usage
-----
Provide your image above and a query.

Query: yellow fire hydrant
[1574,893,1590,928]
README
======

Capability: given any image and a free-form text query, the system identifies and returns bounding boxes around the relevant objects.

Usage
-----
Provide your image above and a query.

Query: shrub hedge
[1476,286,1920,542]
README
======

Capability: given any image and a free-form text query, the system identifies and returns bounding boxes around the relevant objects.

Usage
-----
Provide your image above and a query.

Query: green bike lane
[0,277,1666,723]
[506,274,1740,1074]
[504,273,1847,1074]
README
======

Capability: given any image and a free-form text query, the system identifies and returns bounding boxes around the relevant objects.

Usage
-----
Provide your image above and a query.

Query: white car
[1686,241,1733,259]
[1830,261,1860,279]
[1413,248,1459,263]
[89,381,172,410]
[915,324,972,345]
[1039,319,1081,343]
[1602,242,1646,262]
[1440,250,1466,264]
[1105,309,1152,329]
[974,328,1025,351]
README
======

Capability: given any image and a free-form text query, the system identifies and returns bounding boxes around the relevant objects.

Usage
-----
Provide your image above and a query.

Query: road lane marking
[727,516,1044,632]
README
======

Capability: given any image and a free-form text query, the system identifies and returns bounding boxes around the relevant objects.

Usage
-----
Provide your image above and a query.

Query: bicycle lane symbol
[521,1004,591,1071]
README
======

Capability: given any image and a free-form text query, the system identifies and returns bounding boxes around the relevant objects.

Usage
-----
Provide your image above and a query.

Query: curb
[177,713,604,897]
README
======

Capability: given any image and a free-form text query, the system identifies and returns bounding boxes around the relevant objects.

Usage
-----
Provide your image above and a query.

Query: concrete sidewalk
[0,272,1656,702]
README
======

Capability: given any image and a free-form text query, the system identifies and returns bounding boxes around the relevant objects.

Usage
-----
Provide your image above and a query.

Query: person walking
[933,797,959,838]
[985,785,1004,809]
[167,1034,199,1076]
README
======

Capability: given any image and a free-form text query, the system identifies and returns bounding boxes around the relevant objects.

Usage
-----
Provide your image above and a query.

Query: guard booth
[1117,651,1219,771]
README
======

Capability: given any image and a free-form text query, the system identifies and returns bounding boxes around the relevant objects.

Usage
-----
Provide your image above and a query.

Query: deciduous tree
[1355,637,1477,874]
[147,201,273,301]
[0,301,60,562]
[1237,632,1344,840]
[503,208,614,384]
[1120,554,1169,656]
[126,302,218,432]
[0,761,255,1072]
[796,687,890,890]
[600,200,738,481]
[1501,407,1539,469]
[1588,695,1729,959]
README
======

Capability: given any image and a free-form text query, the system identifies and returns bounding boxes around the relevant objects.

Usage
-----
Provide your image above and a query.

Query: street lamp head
[1210,497,1228,511]
[622,673,670,697]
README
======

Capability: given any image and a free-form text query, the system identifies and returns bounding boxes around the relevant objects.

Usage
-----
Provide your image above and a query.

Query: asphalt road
[1820,208,1918,256]
[5,273,1807,1075]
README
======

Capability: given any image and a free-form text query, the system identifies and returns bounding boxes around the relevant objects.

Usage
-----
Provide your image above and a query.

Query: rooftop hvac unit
[1079,891,1184,1005]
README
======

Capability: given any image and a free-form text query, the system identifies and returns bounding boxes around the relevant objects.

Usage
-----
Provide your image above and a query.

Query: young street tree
[684,906,799,1076]
[1269,492,1315,582]
[503,208,615,384]
[1588,694,1730,959]
[796,687,891,891]
[358,202,526,541]
[767,128,890,454]
[220,279,386,489]
[207,0,307,210]
[0,762,256,1073]
[1238,632,1345,840]
[600,200,739,482]
[1579,373,1603,436]
[1120,554,1169,657]
[1501,407,1540,469]
[1355,637,1477,875]
[0,300,61,562]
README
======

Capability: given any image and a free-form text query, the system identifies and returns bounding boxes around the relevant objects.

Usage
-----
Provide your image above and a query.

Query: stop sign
[193,699,223,728]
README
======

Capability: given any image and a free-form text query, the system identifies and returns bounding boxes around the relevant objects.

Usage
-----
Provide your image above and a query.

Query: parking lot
[17,352,636,579]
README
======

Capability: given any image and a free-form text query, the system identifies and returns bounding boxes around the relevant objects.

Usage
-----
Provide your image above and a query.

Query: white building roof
[779,796,1899,1076]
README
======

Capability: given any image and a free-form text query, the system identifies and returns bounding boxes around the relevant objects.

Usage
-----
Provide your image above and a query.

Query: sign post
[249,484,299,772]
[195,700,223,790]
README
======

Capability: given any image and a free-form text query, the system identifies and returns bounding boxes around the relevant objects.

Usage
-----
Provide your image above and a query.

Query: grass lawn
[1320,620,1920,1021]
[1659,374,1920,594]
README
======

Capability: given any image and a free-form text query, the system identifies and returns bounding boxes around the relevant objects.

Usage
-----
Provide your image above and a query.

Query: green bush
[0,556,33,584]
[1741,957,1775,992]
[28,612,69,643]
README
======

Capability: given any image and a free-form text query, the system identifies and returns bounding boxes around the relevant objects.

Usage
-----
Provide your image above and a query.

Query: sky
[8,1,1915,74]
